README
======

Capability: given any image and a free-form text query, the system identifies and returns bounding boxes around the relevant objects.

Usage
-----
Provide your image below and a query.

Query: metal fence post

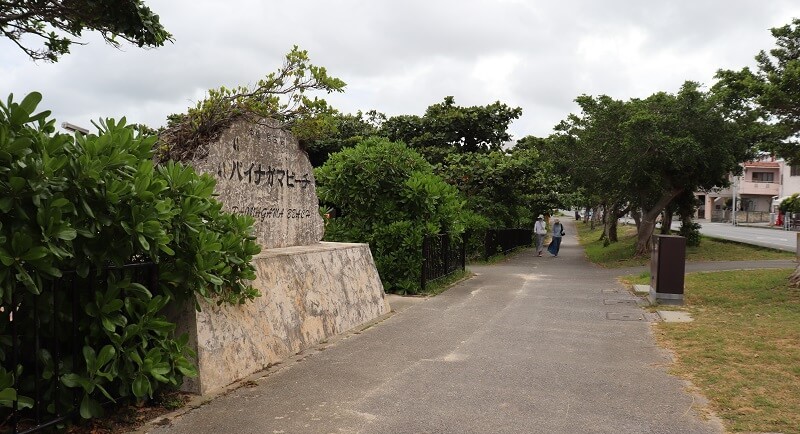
[421,236,428,292]
[460,233,466,272]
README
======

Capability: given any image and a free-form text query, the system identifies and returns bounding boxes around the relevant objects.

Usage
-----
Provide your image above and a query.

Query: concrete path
[144,221,725,434]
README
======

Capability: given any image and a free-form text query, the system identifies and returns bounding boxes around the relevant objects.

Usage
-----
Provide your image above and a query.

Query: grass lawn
[576,222,794,268]
[622,269,800,433]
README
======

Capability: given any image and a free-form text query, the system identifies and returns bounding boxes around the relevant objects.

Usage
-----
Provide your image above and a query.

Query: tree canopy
[714,18,800,161]
[380,96,522,164]
[555,82,752,255]
[1,0,172,62]
[714,17,800,286]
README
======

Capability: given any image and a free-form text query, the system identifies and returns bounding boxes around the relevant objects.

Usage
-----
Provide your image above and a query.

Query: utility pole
[732,175,738,226]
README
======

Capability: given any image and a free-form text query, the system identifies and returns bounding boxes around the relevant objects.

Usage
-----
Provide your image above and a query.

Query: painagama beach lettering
[216,161,312,188]
[230,205,314,222]
[214,137,313,189]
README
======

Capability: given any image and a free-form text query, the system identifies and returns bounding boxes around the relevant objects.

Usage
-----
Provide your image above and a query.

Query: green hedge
[316,137,464,294]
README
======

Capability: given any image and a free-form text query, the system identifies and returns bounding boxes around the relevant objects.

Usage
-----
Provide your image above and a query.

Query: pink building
[700,157,782,222]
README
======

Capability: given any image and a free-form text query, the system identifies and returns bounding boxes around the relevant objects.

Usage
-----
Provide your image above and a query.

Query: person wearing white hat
[533,215,547,256]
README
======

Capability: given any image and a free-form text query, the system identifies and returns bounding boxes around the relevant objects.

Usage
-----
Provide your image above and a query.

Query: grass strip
[576,222,793,268]
[624,269,800,433]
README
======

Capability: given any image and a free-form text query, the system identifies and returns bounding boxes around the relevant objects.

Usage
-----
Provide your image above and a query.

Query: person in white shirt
[534,215,547,257]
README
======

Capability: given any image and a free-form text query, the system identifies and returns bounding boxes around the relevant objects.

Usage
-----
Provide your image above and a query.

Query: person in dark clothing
[548,218,564,257]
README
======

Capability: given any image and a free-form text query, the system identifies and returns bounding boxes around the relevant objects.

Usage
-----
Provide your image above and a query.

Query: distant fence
[484,229,533,261]
[711,210,771,223]
[421,234,466,292]
[3,262,158,434]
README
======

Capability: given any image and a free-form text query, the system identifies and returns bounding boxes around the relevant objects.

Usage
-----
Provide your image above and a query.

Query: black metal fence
[3,262,158,434]
[421,234,466,292]
[484,229,533,261]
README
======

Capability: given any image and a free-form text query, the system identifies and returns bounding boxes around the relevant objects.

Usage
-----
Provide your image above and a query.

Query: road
[698,221,797,252]
[143,220,722,434]
[615,217,797,252]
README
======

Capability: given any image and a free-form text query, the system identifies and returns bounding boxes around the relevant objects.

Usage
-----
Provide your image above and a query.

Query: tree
[380,96,522,165]
[715,18,800,161]
[624,83,752,255]
[715,18,800,285]
[555,83,752,255]
[1,0,172,62]
[304,110,383,167]
[552,95,635,244]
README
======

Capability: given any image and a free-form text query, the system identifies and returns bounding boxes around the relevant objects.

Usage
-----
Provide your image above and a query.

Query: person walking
[534,215,547,257]
[548,218,564,257]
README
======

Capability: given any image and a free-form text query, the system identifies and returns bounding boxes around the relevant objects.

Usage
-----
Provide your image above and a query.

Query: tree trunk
[602,203,624,245]
[599,205,609,241]
[603,211,619,246]
[631,208,641,231]
[789,266,800,287]
[636,216,658,257]
[609,205,630,243]
[590,207,601,230]
[660,209,673,234]
[635,189,684,256]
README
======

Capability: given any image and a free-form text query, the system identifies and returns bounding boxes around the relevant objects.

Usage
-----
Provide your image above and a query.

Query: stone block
[172,242,389,395]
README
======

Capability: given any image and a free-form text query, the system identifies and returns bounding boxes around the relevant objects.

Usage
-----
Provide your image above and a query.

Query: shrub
[779,193,800,214]
[316,138,464,293]
[678,221,702,247]
[0,92,260,420]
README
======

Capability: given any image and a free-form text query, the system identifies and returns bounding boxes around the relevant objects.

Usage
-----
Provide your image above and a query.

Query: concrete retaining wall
[173,242,389,395]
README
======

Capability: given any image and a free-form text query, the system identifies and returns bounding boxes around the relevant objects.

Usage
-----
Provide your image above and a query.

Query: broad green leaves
[0,92,256,419]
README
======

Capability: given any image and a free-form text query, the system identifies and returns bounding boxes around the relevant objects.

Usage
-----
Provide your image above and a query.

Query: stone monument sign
[189,118,324,249]
[175,117,390,395]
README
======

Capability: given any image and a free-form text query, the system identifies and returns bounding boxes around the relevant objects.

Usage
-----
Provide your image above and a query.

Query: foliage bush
[316,138,464,294]
[779,193,800,214]
[0,92,260,421]
[678,221,702,247]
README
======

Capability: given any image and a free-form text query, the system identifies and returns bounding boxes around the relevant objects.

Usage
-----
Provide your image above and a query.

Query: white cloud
[2,0,800,140]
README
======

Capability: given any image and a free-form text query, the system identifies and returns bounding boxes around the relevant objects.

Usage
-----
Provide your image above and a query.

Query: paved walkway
[141,221,771,434]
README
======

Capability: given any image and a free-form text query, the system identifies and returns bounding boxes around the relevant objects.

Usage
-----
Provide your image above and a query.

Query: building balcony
[738,181,780,196]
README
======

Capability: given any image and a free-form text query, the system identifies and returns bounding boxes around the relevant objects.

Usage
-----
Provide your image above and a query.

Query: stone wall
[174,242,389,395]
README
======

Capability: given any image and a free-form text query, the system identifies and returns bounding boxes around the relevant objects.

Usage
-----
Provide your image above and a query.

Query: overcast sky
[2,1,800,141]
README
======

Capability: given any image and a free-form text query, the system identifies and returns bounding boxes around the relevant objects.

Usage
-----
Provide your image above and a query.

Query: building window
[792,165,800,176]
[751,171,774,182]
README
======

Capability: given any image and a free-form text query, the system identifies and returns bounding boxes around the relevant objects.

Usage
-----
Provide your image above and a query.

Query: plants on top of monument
[316,137,465,294]
[158,45,346,162]
[0,91,260,422]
